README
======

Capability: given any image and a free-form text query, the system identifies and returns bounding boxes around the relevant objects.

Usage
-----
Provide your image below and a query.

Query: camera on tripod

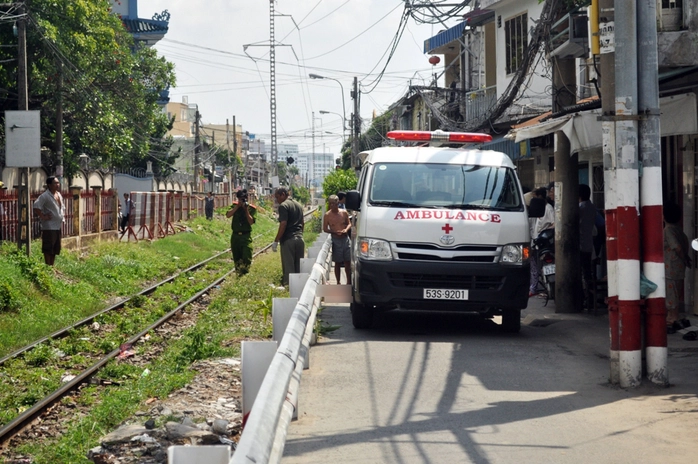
[236,189,249,206]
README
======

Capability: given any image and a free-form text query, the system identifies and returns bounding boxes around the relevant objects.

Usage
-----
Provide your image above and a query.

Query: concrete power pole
[17,0,30,256]
[194,110,201,192]
[638,0,667,386]
[552,55,581,314]
[613,0,642,388]
[597,0,620,385]
[351,77,360,169]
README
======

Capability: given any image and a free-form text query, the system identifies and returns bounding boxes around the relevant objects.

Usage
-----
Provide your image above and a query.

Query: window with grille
[505,13,528,75]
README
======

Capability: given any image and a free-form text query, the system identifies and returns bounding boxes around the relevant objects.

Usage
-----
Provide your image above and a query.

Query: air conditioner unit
[550,11,589,59]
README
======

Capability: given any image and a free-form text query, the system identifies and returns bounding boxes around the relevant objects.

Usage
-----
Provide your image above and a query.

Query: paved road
[283,296,698,463]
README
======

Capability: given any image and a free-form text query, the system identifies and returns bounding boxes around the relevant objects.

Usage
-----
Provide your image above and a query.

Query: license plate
[542,264,556,276]
[423,289,469,300]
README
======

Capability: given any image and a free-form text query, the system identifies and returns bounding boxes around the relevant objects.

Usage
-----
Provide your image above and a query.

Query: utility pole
[311,111,315,189]
[17,0,30,256]
[613,0,641,388]
[211,132,216,192]
[233,116,239,190]
[269,0,277,177]
[552,55,580,314]
[194,109,201,192]
[638,0,667,386]
[226,119,232,203]
[351,77,360,169]
[56,62,63,184]
[598,0,620,386]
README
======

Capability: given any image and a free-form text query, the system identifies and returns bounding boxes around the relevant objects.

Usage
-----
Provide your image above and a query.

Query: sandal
[682,331,698,341]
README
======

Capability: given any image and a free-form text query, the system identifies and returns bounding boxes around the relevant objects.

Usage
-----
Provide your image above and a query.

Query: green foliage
[307,210,323,233]
[322,169,358,200]
[6,247,53,293]
[0,281,22,313]
[0,0,176,178]
[291,185,310,206]
[252,288,274,323]
[173,328,218,369]
[359,110,393,152]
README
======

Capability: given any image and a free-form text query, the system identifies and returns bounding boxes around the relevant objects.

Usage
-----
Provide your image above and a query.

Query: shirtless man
[322,195,352,285]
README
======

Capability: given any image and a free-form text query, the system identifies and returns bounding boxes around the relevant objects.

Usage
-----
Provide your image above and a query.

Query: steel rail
[0,207,320,446]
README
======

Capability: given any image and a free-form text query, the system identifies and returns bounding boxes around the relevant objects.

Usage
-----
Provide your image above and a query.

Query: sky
[137,0,465,156]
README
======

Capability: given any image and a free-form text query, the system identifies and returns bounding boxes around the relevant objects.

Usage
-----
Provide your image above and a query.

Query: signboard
[5,111,41,167]
[599,21,615,54]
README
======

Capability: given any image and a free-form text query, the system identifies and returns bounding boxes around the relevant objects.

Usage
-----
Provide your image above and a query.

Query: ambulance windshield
[369,163,523,211]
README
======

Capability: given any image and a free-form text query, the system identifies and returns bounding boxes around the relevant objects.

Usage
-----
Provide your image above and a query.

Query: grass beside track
[0,208,322,463]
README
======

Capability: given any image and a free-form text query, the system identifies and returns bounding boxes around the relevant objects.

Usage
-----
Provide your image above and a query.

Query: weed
[24,343,55,367]
[0,281,21,312]
[252,287,274,323]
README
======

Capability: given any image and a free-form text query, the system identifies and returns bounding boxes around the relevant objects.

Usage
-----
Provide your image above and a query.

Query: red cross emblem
[442,223,453,234]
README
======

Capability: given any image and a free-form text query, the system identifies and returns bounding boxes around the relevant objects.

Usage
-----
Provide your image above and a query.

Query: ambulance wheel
[501,309,521,333]
[351,302,373,329]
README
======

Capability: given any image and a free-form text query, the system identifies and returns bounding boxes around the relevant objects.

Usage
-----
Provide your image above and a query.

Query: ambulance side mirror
[346,190,361,211]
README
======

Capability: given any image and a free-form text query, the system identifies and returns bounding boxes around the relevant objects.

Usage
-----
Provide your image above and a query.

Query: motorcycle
[533,228,555,303]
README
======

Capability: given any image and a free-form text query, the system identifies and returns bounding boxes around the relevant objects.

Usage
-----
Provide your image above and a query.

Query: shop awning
[507,93,697,154]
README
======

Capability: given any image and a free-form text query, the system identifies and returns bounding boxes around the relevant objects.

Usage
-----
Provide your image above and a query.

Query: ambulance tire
[501,309,521,333]
[351,302,373,329]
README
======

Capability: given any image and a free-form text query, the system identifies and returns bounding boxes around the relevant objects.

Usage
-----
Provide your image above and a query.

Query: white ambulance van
[345,130,530,332]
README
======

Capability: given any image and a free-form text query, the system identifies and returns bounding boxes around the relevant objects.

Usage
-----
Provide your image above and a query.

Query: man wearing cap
[226,189,256,275]
[33,176,65,266]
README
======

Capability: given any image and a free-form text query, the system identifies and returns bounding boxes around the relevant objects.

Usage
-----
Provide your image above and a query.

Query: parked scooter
[533,228,555,302]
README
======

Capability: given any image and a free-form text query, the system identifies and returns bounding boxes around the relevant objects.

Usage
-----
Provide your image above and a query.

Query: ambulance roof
[360,146,516,169]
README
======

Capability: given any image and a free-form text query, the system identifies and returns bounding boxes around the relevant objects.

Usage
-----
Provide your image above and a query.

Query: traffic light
[286,156,294,164]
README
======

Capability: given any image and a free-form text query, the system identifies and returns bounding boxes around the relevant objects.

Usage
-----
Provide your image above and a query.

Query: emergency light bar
[386,130,493,144]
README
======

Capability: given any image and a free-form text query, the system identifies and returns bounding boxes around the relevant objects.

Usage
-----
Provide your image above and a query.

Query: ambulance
[344,130,530,332]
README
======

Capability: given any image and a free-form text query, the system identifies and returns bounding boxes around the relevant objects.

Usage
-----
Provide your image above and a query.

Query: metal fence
[0,189,232,244]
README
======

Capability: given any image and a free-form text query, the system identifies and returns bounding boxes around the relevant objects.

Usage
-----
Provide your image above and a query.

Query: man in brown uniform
[323,195,352,285]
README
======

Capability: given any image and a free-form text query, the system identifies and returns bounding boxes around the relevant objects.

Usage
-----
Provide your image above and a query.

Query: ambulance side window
[357,165,369,195]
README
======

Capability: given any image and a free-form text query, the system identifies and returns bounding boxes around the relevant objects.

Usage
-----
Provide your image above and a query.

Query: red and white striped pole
[603,154,620,384]
[638,0,667,385]
[614,0,642,388]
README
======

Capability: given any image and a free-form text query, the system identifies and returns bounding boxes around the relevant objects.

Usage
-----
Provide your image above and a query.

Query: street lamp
[309,74,346,140]
[319,110,346,145]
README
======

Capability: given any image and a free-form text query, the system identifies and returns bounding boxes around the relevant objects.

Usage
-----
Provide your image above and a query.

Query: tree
[0,0,176,179]
[322,168,357,200]
[290,185,310,206]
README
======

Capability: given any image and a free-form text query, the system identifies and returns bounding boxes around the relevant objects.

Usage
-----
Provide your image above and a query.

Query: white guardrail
[231,233,332,464]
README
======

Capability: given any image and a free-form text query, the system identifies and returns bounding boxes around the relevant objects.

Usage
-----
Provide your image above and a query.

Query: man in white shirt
[33,176,65,265]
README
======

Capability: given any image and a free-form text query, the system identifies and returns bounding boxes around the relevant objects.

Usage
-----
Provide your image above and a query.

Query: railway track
[0,208,318,451]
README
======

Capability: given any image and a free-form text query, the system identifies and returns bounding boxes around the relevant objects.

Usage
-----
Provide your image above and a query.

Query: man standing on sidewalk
[33,176,65,266]
[323,195,352,285]
[272,187,304,286]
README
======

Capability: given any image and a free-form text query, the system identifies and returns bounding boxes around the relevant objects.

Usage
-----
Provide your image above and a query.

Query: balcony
[549,8,589,58]
[465,85,497,127]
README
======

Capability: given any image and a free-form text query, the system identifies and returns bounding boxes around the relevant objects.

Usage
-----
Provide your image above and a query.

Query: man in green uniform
[226,189,256,275]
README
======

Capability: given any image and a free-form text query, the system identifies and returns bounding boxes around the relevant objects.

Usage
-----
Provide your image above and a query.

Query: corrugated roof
[122,18,168,35]
[424,20,467,54]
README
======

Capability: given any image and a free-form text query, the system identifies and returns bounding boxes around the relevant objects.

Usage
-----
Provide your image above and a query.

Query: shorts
[41,229,62,255]
[331,235,351,263]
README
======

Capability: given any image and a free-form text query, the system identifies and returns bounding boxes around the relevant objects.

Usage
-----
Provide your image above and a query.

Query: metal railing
[231,236,331,464]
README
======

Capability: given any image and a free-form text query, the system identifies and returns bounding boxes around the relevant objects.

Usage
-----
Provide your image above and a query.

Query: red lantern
[428,55,440,66]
